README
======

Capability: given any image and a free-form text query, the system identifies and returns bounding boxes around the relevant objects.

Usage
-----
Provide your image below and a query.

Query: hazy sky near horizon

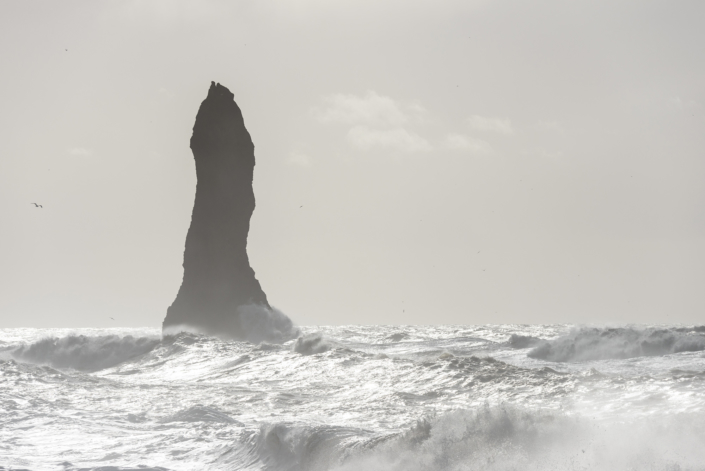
[1,0,703,327]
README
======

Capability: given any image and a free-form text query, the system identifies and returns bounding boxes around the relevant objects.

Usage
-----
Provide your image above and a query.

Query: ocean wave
[162,305,300,344]
[238,305,301,344]
[211,407,705,471]
[0,358,73,384]
[211,422,373,471]
[506,334,543,349]
[386,332,410,342]
[160,405,243,425]
[293,333,335,355]
[252,423,368,471]
[69,467,170,471]
[11,334,160,372]
[528,326,705,362]
[328,407,705,471]
[334,407,570,471]
[4,325,705,470]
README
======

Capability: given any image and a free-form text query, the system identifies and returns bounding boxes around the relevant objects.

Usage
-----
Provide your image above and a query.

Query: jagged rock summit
[163,82,297,343]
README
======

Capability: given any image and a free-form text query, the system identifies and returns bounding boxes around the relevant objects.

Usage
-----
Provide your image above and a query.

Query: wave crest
[12,334,160,372]
[160,405,243,425]
[217,407,705,471]
[528,326,705,362]
[332,407,705,471]
[293,333,335,355]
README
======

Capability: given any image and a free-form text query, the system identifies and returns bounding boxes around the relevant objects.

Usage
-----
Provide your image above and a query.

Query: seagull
[300,205,303,208]
[109,317,115,321]
[31,203,43,208]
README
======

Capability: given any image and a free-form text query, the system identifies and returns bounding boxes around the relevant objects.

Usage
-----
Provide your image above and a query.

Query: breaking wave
[160,405,243,425]
[330,407,705,471]
[11,334,160,372]
[506,334,543,349]
[214,407,705,471]
[4,324,705,470]
[163,305,300,344]
[293,333,335,355]
[529,326,705,362]
[238,304,301,344]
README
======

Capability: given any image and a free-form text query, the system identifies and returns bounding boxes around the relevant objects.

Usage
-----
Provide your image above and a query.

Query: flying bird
[109,317,115,321]
[31,203,43,208]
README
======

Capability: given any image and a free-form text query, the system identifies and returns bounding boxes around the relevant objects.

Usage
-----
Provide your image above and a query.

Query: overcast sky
[1,0,703,328]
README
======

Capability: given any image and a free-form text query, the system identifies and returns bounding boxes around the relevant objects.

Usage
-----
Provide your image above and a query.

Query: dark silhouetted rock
[163,82,297,342]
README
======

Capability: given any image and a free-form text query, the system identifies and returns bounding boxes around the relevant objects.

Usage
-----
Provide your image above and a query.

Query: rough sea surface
[2,324,705,470]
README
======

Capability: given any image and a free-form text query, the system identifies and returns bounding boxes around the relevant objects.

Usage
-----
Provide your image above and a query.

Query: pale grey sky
[1,0,703,327]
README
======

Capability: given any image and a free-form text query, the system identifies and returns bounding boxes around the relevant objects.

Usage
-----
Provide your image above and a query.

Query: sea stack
[163,82,297,342]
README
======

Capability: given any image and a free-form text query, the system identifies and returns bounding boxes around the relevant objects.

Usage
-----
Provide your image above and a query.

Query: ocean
[2,324,705,470]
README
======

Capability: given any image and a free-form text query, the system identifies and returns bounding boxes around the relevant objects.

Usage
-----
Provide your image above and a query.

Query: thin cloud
[314,91,424,126]
[443,134,492,154]
[288,151,312,167]
[348,126,432,152]
[468,115,513,134]
[68,147,93,156]
[315,91,433,154]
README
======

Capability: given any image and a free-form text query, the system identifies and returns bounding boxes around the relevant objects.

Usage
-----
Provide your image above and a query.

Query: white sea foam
[162,305,300,344]
[293,332,335,355]
[1,324,704,470]
[215,407,705,471]
[529,325,705,362]
[160,405,243,425]
[11,334,159,372]
[331,407,705,471]
[238,304,301,343]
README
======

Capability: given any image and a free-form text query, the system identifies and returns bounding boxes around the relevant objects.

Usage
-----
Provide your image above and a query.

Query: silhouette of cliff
[163,82,297,342]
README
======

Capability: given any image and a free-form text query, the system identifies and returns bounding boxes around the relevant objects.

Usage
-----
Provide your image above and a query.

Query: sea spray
[529,325,705,362]
[2,324,705,470]
[11,334,159,372]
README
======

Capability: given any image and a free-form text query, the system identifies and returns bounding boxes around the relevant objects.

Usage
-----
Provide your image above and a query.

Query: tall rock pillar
[163,82,296,342]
